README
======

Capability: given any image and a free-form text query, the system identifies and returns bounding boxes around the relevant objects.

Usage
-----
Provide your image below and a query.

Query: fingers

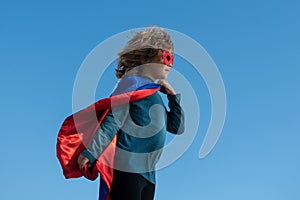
[77,154,90,171]
[158,79,176,95]
[158,79,169,89]
[157,79,167,85]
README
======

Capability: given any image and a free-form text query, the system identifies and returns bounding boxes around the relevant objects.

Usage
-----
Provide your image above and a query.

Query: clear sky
[1,0,299,199]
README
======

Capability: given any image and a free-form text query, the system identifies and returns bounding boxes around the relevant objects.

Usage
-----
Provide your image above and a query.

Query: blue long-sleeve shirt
[82,75,184,184]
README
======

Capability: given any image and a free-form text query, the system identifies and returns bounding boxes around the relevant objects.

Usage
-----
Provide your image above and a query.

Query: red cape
[56,87,159,199]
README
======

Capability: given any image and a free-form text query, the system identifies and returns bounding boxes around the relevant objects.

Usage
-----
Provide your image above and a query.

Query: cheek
[160,67,167,74]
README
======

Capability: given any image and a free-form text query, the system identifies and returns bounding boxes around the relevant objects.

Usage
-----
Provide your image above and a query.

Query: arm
[78,104,128,169]
[158,79,185,135]
[166,94,185,134]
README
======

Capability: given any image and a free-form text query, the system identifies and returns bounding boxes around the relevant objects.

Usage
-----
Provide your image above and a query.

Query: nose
[167,63,173,68]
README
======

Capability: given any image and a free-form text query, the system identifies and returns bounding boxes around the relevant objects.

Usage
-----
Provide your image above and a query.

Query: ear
[157,49,163,57]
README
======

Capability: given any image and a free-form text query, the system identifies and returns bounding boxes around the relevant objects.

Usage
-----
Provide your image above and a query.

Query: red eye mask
[161,50,174,67]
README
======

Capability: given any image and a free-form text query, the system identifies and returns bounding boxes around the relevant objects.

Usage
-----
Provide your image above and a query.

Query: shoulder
[112,75,153,95]
[132,91,163,106]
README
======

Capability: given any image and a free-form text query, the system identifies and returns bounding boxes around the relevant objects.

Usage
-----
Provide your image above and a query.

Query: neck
[125,65,156,81]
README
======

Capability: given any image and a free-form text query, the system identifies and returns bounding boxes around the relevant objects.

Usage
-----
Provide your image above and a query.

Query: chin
[161,75,168,79]
[164,72,170,78]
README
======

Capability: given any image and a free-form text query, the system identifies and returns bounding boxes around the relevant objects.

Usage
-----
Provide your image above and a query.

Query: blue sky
[1,0,299,199]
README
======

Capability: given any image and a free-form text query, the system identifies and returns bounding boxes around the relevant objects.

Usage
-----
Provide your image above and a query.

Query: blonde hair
[116,26,174,79]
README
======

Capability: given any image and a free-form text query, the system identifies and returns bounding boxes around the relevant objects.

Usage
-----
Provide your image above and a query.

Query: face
[128,50,174,81]
[161,50,174,67]
[145,63,171,80]
[151,50,174,80]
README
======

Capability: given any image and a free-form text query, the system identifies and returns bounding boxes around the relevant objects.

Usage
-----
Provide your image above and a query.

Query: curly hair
[116,26,174,79]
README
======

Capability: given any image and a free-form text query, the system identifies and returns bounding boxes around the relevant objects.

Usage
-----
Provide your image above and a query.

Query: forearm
[83,105,128,163]
[166,94,185,134]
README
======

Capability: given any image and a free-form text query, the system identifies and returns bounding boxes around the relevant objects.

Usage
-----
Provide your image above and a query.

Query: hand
[158,79,176,95]
[77,154,92,171]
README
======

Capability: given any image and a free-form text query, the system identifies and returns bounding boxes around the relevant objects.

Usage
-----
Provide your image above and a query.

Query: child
[57,26,184,200]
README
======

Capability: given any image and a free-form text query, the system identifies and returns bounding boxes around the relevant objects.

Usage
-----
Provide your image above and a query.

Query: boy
[58,26,184,200]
